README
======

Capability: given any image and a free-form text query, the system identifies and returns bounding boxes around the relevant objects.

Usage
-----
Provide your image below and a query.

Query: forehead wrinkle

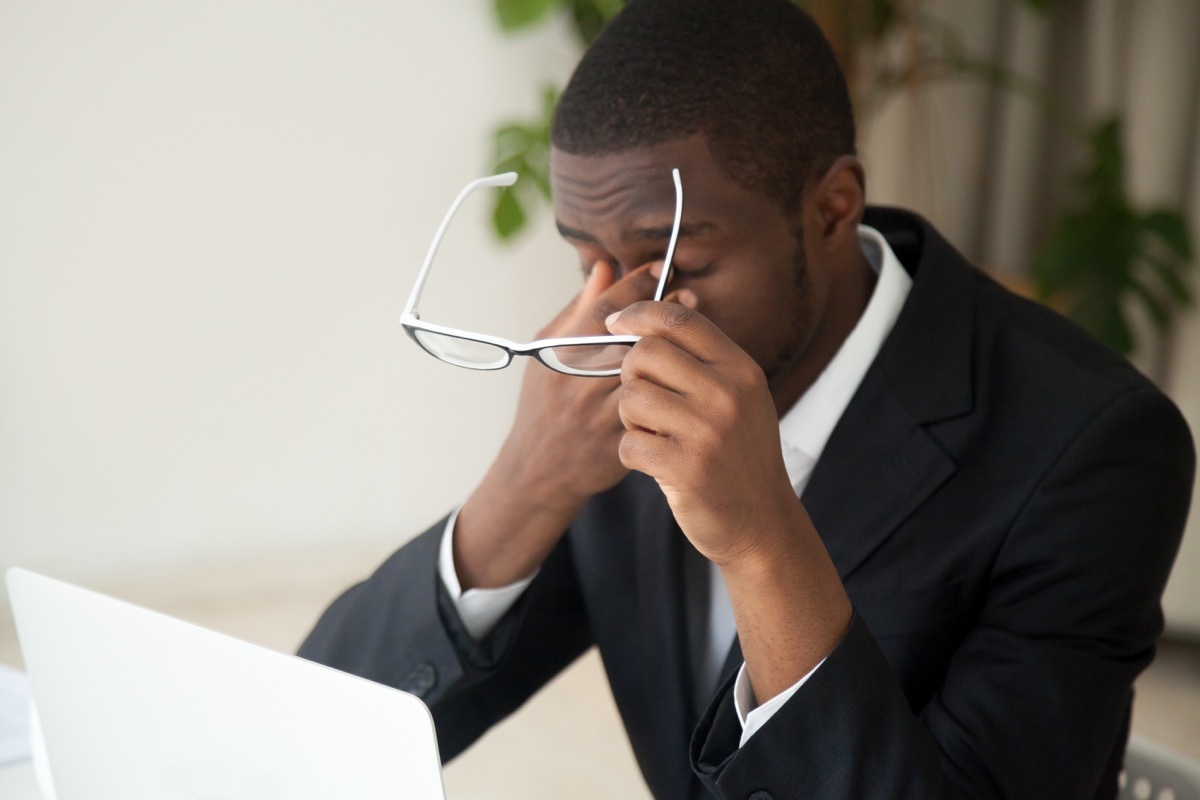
[551,160,671,220]
[551,154,702,247]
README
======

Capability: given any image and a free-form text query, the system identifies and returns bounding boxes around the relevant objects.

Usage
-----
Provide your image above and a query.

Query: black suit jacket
[299,208,1195,799]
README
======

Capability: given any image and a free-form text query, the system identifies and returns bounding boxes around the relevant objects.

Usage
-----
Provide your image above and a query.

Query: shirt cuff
[437,507,537,641]
[732,656,826,747]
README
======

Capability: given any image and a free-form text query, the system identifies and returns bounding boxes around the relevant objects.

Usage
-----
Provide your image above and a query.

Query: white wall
[0,2,581,582]
[3,1,1197,634]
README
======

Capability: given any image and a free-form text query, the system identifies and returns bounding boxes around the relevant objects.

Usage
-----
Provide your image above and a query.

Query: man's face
[550,136,833,399]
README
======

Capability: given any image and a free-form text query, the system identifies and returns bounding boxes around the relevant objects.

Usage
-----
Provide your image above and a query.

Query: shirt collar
[778,224,913,470]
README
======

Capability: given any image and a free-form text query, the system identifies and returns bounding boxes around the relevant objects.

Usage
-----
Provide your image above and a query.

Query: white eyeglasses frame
[400,168,683,377]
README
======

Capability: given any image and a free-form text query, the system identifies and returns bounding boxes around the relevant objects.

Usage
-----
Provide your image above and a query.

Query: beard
[762,226,812,388]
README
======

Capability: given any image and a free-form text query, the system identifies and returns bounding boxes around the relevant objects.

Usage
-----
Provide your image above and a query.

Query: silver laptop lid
[7,568,445,800]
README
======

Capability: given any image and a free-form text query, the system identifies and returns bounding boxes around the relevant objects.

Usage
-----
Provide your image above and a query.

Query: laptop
[6,568,446,800]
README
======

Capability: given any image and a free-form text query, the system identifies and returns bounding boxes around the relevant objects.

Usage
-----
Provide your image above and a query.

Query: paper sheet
[0,663,32,766]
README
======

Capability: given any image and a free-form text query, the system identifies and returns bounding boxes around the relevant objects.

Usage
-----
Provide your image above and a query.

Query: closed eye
[671,260,716,279]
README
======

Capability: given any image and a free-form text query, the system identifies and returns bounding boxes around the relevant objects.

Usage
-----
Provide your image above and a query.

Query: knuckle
[694,420,723,454]
[627,335,660,364]
[619,378,639,405]
[709,386,738,424]
[618,378,652,419]
[617,432,641,467]
[620,345,644,381]
[661,303,694,332]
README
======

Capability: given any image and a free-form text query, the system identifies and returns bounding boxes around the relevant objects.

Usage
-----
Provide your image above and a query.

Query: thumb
[563,260,617,329]
[540,260,617,338]
[579,260,616,306]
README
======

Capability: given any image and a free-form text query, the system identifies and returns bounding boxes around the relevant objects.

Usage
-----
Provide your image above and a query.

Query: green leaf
[1142,255,1194,306]
[868,0,898,37]
[1128,278,1169,329]
[1028,116,1192,355]
[496,0,559,33]
[1078,118,1125,203]
[1100,311,1135,355]
[1141,210,1194,260]
[492,184,527,240]
[526,162,551,200]
[1073,288,1134,355]
[486,83,557,239]
[589,0,624,21]
[568,0,620,44]
[494,125,536,159]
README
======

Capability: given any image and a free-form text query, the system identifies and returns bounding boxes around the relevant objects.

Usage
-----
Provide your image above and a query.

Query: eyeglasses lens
[412,329,511,370]
[538,342,633,374]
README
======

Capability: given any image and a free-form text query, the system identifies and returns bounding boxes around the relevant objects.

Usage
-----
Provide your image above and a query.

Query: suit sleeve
[297,516,593,762]
[692,387,1195,799]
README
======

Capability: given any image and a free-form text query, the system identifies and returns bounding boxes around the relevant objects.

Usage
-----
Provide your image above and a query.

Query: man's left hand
[606,297,798,567]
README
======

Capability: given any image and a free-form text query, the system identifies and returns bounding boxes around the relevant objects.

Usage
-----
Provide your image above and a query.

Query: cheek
[691,258,809,369]
[750,282,813,373]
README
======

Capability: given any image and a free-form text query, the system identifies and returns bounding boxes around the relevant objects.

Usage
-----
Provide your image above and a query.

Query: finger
[540,260,617,337]
[617,375,693,437]
[607,301,734,365]
[618,428,680,478]
[620,334,710,398]
[663,287,699,310]
[580,259,617,307]
[584,261,666,330]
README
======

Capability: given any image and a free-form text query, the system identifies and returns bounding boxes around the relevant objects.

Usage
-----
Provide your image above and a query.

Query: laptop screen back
[7,568,445,800]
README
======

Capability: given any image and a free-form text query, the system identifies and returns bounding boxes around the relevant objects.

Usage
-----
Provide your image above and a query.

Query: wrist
[453,453,586,591]
[716,502,852,704]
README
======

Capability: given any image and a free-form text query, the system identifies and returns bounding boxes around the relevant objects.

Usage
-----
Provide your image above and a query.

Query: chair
[1120,734,1200,800]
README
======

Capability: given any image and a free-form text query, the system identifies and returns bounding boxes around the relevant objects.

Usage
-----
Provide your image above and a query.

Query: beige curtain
[857,0,1200,633]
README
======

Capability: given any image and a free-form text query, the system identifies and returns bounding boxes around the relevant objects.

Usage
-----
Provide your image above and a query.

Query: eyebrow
[556,219,718,245]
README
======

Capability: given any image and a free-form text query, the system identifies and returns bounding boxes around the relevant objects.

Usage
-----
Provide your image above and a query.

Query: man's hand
[607,298,852,704]
[453,261,666,590]
[503,260,663,511]
[606,298,797,565]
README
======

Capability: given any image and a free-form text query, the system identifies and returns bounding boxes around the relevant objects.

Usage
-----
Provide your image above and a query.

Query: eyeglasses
[400,168,682,377]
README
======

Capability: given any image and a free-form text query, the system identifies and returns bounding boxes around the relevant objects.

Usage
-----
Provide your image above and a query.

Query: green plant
[1033,118,1194,355]
[490,84,558,239]
[486,0,620,238]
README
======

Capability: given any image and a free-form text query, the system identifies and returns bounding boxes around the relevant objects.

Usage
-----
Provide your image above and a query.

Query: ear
[810,155,865,248]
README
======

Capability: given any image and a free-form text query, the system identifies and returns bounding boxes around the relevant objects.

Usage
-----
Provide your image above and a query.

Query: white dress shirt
[437,224,912,746]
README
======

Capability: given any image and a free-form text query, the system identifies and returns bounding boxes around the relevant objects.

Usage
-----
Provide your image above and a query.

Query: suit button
[748,792,774,800]
[400,662,437,698]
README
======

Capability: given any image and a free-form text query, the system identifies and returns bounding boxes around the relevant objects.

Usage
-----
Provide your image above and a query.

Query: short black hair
[551,0,856,212]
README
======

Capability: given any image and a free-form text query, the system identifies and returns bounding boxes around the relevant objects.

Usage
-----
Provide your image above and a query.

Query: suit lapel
[802,376,956,579]
[804,208,980,580]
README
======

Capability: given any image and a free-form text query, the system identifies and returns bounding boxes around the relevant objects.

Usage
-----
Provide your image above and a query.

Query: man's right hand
[452,260,667,590]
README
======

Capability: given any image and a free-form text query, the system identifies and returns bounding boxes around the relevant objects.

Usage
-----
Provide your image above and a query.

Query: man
[299,1,1195,797]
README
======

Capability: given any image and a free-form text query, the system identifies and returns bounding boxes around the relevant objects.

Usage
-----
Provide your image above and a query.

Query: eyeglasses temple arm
[402,172,519,318]
[653,168,683,302]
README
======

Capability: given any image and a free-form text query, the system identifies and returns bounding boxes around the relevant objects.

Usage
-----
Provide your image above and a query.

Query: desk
[0,759,43,799]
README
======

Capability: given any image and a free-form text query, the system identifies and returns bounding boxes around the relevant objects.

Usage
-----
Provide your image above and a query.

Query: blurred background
[1,1,1197,797]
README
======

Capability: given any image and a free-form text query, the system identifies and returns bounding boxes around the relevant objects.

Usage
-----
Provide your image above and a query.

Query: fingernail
[648,261,663,278]
[677,289,699,309]
[605,311,621,330]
